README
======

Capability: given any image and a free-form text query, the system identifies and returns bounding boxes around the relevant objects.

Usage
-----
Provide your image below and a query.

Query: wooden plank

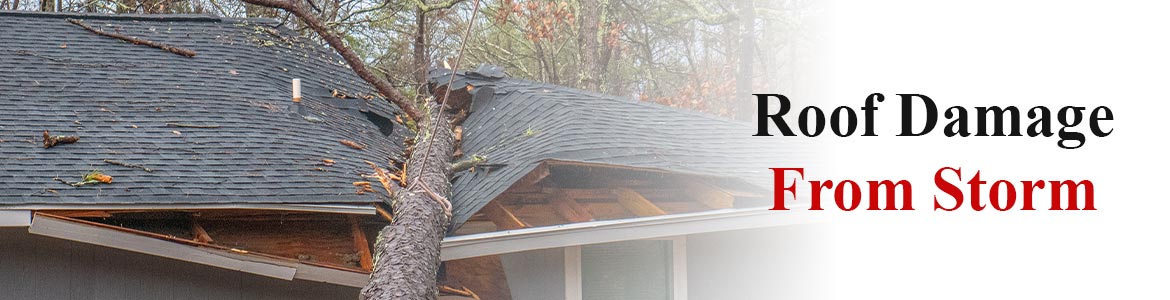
[581,202,636,220]
[517,163,550,187]
[444,255,510,300]
[684,180,736,209]
[375,205,394,222]
[42,210,113,218]
[541,187,615,200]
[481,201,529,230]
[550,193,594,223]
[348,216,374,271]
[191,219,214,244]
[615,188,667,217]
[452,220,497,235]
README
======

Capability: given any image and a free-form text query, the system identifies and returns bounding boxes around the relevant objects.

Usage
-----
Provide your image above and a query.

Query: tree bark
[414,7,429,84]
[361,103,456,300]
[576,0,602,91]
[236,1,457,299]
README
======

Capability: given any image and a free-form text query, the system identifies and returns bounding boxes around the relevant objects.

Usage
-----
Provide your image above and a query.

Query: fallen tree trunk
[362,103,457,300]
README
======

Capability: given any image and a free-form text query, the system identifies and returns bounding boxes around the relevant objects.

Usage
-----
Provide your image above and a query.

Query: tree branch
[68,19,198,57]
[240,0,423,121]
[411,0,466,13]
[449,155,485,173]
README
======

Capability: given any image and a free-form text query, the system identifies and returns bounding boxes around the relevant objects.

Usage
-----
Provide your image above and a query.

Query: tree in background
[6,0,809,120]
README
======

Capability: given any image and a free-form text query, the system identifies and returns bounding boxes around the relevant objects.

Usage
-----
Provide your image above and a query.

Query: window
[565,237,687,300]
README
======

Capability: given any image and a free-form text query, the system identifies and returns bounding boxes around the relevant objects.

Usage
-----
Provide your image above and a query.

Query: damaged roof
[430,68,811,226]
[0,11,407,205]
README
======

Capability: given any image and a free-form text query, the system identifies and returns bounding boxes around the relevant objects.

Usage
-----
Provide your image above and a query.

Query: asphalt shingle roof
[431,68,812,226]
[0,11,406,205]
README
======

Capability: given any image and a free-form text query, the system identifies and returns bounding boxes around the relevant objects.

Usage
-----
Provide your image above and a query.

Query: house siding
[0,229,358,300]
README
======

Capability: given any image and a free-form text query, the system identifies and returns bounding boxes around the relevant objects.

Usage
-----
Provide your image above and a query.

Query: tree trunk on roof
[235,1,460,299]
[361,102,457,300]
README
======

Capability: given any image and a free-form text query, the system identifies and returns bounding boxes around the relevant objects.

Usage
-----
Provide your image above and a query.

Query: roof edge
[0,10,276,24]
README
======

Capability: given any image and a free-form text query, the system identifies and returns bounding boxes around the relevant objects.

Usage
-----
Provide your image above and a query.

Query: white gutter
[440,207,814,261]
[0,210,31,227]
[27,214,368,287]
[0,203,375,215]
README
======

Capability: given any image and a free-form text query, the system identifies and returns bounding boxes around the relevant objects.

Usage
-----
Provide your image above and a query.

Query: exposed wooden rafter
[615,188,667,217]
[348,215,374,271]
[374,205,394,222]
[191,219,214,244]
[684,180,736,209]
[481,201,529,230]
[550,192,595,223]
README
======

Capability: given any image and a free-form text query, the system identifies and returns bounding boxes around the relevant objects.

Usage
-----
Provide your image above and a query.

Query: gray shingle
[0,12,406,206]
[431,68,812,226]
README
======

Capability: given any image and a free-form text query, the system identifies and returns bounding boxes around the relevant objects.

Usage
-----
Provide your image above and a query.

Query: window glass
[581,240,672,300]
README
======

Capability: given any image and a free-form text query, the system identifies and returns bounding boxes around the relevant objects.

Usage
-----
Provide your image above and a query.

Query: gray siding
[0,229,358,300]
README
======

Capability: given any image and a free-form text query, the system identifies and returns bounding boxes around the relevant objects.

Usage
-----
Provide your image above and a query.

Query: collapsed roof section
[0,11,407,206]
[429,67,811,228]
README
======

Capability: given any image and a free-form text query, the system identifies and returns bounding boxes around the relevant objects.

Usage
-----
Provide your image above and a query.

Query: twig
[43,130,79,149]
[417,181,452,219]
[166,123,220,129]
[67,19,197,57]
[340,140,366,150]
[104,159,154,172]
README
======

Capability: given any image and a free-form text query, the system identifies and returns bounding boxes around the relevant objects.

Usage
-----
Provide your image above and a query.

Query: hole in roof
[363,110,395,137]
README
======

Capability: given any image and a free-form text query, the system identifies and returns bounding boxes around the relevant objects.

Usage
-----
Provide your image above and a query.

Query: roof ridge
[500,77,754,126]
[427,68,751,126]
[0,10,276,24]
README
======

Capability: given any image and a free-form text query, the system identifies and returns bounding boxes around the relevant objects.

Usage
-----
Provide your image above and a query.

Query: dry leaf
[339,140,364,150]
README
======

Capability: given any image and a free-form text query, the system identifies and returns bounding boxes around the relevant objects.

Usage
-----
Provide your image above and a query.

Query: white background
[773,0,1170,298]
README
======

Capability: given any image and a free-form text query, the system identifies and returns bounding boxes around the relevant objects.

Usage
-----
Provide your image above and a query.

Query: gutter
[0,210,31,227]
[440,206,814,261]
[26,213,368,287]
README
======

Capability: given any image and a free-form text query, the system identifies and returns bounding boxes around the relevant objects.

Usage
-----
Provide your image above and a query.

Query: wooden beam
[42,210,112,218]
[517,163,550,187]
[615,188,667,217]
[375,205,394,222]
[541,187,615,200]
[453,220,498,235]
[550,193,595,223]
[191,219,214,244]
[348,215,374,271]
[684,180,735,209]
[481,201,529,230]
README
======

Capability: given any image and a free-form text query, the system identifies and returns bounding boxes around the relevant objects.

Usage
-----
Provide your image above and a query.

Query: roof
[430,68,812,226]
[0,11,406,206]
